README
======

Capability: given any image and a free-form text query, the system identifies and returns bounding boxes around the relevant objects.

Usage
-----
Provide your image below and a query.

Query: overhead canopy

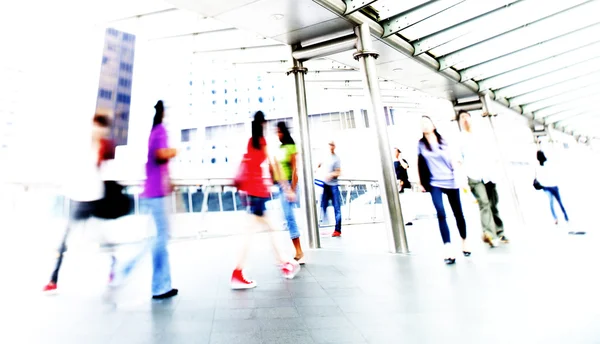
[339,0,600,138]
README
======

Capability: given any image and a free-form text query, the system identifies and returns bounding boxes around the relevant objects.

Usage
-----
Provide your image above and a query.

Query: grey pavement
[2,215,600,344]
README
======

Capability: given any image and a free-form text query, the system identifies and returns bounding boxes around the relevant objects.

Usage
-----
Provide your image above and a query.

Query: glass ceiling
[362,0,600,138]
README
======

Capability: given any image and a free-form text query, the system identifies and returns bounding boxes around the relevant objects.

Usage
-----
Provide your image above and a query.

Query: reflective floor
[2,216,599,344]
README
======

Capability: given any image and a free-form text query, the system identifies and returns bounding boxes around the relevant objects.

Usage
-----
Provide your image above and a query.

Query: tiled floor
[2,216,600,344]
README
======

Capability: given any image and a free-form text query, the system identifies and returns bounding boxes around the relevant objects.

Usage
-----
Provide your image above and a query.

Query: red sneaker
[231,269,257,290]
[42,282,57,293]
[332,231,341,237]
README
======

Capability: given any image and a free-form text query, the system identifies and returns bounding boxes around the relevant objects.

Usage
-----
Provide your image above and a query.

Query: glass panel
[479,42,600,91]
[535,97,597,119]
[510,71,600,106]
[370,0,432,21]
[462,23,600,81]
[524,84,600,113]
[401,0,517,42]
[497,57,600,99]
[448,1,600,70]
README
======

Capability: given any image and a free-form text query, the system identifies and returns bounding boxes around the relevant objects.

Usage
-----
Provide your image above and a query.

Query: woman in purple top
[142,100,178,299]
[418,116,469,265]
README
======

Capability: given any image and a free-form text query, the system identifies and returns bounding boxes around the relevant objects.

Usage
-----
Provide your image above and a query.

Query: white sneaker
[281,261,301,280]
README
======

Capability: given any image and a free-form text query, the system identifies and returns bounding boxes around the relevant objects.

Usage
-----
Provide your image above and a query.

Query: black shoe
[405,222,413,226]
[499,236,510,244]
[444,258,456,265]
[463,251,471,257]
[152,289,178,300]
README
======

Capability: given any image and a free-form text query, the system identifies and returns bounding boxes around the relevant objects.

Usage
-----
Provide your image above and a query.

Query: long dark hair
[251,111,266,150]
[537,150,547,166]
[419,116,444,151]
[277,121,295,145]
[152,100,164,128]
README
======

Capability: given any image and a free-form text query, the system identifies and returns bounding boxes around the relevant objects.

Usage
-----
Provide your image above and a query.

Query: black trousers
[49,200,98,284]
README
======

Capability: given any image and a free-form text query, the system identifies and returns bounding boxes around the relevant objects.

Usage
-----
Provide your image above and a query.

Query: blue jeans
[543,186,569,221]
[321,184,342,232]
[120,197,173,296]
[430,186,467,244]
[279,184,300,240]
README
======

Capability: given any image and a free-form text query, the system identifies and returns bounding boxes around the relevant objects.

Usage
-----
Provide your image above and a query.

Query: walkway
[2,217,599,344]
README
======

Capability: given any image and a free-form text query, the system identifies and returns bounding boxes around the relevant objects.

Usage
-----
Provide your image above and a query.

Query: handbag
[94,181,134,219]
[533,179,543,190]
[417,153,432,192]
[234,155,250,192]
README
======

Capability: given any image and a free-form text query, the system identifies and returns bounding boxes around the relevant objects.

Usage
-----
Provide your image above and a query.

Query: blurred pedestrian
[231,111,300,289]
[394,148,414,226]
[318,141,342,237]
[458,110,508,247]
[275,121,304,264]
[417,116,469,265]
[43,113,114,293]
[536,150,569,225]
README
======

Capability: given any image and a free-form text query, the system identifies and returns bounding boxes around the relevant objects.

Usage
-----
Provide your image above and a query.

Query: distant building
[95,27,136,146]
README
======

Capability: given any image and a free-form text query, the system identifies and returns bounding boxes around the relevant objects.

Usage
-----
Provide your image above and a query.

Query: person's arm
[290,152,298,191]
[153,128,177,161]
[330,159,341,179]
[400,159,409,169]
[156,148,177,160]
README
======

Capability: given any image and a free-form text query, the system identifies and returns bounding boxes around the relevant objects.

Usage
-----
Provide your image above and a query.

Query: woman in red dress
[231,111,300,289]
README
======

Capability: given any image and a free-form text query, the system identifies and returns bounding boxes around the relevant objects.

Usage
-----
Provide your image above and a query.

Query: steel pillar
[354,23,408,254]
[287,58,321,249]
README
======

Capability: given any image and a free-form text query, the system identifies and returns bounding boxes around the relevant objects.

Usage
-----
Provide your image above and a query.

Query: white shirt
[63,141,104,202]
[536,162,558,188]
[460,131,498,183]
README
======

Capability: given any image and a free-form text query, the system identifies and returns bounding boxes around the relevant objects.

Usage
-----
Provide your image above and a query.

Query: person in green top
[276,121,304,264]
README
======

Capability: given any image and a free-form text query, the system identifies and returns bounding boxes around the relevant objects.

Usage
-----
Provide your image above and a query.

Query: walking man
[458,110,509,247]
[318,141,342,237]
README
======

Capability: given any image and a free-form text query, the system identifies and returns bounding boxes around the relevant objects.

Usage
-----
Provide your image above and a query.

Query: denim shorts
[248,196,269,217]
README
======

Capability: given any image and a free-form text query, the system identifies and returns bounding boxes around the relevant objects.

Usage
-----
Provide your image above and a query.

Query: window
[98,89,112,100]
[102,56,108,65]
[362,110,370,128]
[118,78,131,88]
[116,93,131,104]
[119,63,133,73]
[107,28,119,37]
[181,128,197,143]
[122,33,135,42]
[120,112,129,121]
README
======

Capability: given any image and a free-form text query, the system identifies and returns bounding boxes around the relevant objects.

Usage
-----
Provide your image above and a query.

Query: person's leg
[468,178,496,241]
[46,201,91,289]
[430,187,450,244]
[321,185,332,223]
[544,188,558,222]
[331,185,342,233]
[485,182,505,238]
[552,187,569,222]
[279,185,302,259]
[147,197,175,298]
[445,188,467,240]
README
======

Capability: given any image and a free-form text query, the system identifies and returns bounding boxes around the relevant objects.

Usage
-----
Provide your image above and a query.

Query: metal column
[353,23,408,254]
[480,94,526,226]
[288,58,320,249]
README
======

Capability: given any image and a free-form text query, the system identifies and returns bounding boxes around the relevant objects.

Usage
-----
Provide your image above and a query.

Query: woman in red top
[231,111,300,289]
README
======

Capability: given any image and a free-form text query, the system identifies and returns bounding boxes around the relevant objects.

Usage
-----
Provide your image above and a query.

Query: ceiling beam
[544,109,596,125]
[414,0,520,55]
[381,0,464,38]
[343,0,377,15]
[460,22,600,81]
[509,70,600,106]
[438,1,600,71]
[478,41,600,91]
[523,86,600,114]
